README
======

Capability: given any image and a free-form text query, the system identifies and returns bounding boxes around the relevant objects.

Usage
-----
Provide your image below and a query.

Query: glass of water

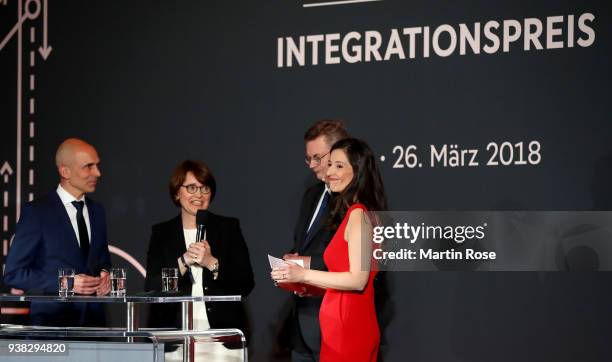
[162,268,179,293]
[58,268,75,297]
[110,268,126,296]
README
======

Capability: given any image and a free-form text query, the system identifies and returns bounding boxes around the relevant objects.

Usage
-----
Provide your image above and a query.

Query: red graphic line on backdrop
[303,0,382,8]
[109,244,147,277]
[1,307,29,315]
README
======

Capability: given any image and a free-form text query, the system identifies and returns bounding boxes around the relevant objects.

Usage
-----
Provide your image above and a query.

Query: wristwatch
[180,255,190,269]
[180,255,196,284]
[210,261,219,280]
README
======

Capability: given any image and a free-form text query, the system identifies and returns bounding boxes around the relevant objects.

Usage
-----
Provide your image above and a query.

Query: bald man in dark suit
[4,138,111,326]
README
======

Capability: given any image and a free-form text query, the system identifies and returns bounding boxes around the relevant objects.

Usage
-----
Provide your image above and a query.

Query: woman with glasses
[145,160,254,360]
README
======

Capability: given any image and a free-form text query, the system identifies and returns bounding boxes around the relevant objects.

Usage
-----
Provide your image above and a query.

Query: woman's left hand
[271,262,305,283]
[187,240,217,269]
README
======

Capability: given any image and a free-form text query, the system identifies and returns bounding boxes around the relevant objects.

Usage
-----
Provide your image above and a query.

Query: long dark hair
[327,138,387,228]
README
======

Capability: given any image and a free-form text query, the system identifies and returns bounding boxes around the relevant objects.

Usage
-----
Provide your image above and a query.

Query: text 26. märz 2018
[390,141,541,169]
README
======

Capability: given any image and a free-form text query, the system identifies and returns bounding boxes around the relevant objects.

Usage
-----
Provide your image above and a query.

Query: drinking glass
[162,268,179,293]
[58,268,75,297]
[110,268,126,296]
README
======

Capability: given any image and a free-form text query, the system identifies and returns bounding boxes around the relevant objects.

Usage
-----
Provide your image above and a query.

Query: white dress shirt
[306,184,331,233]
[56,184,91,246]
[169,228,241,361]
[183,228,211,330]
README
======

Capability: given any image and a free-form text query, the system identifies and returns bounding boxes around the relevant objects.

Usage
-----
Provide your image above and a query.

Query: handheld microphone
[195,209,210,242]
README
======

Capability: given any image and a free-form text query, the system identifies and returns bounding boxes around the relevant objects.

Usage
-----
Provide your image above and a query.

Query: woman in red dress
[272,138,387,362]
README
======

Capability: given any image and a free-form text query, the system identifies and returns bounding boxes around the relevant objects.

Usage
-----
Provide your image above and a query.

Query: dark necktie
[71,200,90,259]
[301,191,330,252]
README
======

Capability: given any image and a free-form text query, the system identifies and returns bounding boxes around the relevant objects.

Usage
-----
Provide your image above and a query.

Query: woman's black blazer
[144,213,255,338]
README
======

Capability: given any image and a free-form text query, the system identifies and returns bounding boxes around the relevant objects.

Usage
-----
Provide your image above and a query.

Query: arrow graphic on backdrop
[0,0,50,261]
[38,0,51,59]
[0,0,50,224]
[0,12,27,52]
[1,161,12,250]
[0,1,51,58]
[0,162,13,184]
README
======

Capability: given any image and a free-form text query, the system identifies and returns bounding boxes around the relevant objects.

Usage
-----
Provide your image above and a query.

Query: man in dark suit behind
[283,120,348,362]
[4,138,111,327]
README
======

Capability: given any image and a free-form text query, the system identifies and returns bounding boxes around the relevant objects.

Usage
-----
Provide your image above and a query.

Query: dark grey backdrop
[1,1,612,361]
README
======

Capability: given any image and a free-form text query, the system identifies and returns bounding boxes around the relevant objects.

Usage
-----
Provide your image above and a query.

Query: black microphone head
[196,209,210,226]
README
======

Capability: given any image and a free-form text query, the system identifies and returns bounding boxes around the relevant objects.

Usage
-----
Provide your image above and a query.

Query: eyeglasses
[181,184,211,195]
[304,151,330,166]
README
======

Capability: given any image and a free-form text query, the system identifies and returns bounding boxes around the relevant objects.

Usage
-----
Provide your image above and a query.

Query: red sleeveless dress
[319,203,379,362]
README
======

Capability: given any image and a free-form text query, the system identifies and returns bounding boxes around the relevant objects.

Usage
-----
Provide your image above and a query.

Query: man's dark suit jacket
[4,191,112,326]
[144,213,255,341]
[288,182,335,355]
